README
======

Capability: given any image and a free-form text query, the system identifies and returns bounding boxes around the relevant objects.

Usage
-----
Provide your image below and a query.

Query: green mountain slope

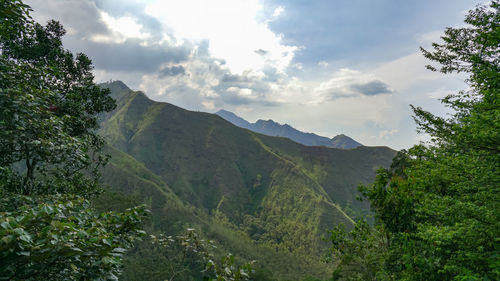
[97,145,333,280]
[98,81,396,280]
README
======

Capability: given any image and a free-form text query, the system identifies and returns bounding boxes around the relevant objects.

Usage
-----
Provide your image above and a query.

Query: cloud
[25,0,191,74]
[25,0,109,37]
[158,65,186,77]
[312,68,394,102]
[90,10,151,43]
[318,61,329,67]
[92,0,164,36]
[350,80,392,96]
[72,39,191,72]
[137,49,280,111]
[25,0,478,150]
[272,6,285,18]
[143,0,299,74]
[379,129,399,139]
[255,49,268,56]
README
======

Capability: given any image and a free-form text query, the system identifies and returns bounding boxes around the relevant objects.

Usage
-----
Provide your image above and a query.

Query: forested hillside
[97,81,395,280]
[2,0,496,280]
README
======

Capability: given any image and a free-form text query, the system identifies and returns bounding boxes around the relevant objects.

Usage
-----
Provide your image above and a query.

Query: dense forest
[0,0,498,280]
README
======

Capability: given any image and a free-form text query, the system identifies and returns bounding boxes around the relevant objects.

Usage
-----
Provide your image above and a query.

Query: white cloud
[272,6,285,18]
[318,61,329,67]
[143,0,299,74]
[91,11,151,44]
[311,68,392,102]
[379,129,399,139]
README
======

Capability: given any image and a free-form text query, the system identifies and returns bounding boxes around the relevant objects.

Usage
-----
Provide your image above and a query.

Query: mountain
[331,134,363,149]
[97,81,396,280]
[215,109,363,149]
[215,109,252,129]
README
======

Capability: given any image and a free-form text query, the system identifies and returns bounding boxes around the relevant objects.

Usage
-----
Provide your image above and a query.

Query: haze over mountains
[216,109,363,149]
[97,80,396,280]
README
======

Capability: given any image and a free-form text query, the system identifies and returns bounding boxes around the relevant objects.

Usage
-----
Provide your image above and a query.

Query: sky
[25,0,483,149]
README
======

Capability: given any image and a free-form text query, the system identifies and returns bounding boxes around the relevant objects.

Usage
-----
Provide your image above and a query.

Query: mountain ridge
[215,109,363,149]
[97,80,396,280]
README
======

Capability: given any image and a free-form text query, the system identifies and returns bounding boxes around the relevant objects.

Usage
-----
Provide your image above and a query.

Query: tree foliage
[0,0,114,195]
[0,0,146,279]
[327,1,499,280]
[0,193,147,280]
[325,220,388,281]
[151,229,254,281]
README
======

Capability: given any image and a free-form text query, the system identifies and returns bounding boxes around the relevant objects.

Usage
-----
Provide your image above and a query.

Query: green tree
[0,193,147,280]
[324,220,388,281]
[151,229,254,281]
[327,1,499,280]
[0,0,147,279]
[0,0,115,195]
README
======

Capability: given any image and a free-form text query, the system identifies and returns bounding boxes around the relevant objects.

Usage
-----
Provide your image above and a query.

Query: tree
[324,220,388,281]
[0,0,115,195]
[150,229,254,281]
[0,0,147,279]
[327,1,499,280]
[0,193,147,280]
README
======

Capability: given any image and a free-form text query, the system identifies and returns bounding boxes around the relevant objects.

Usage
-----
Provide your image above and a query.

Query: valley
[97,81,396,280]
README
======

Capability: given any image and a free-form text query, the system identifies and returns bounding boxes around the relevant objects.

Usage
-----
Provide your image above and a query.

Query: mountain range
[215,109,363,149]
[97,81,396,280]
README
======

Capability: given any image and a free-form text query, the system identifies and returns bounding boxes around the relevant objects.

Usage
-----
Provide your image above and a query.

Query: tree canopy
[0,1,147,279]
[327,1,499,280]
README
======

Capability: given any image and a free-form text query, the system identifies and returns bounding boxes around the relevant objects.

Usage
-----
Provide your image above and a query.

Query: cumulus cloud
[75,39,192,72]
[136,47,281,112]
[26,0,296,111]
[92,0,164,37]
[158,65,186,77]
[25,0,473,150]
[312,69,393,102]
[143,0,299,74]
[90,10,151,43]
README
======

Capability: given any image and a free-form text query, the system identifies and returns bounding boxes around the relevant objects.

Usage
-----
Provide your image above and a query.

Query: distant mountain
[215,109,252,129]
[98,81,396,280]
[331,134,363,149]
[215,109,363,149]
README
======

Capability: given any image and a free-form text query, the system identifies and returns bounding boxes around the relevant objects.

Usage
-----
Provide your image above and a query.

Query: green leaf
[0,221,11,230]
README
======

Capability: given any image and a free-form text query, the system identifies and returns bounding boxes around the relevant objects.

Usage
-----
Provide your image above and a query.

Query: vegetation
[0,1,147,280]
[96,80,395,280]
[98,139,338,280]
[7,0,494,280]
[326,2,499,280]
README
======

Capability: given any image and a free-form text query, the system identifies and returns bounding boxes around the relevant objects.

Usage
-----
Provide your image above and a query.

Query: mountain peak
[330,134,362,149]
[99,80,133,100]
[215,109,233,115]
[216,109,363,149]
[100,80,130,92]
[215,109,252,129]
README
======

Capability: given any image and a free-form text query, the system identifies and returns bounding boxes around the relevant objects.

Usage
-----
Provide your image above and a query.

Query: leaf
[18,234,32,243]
[0,221,11,230]
[70,263,78,271]
[112,247,126,253]
[41,204,54,214]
